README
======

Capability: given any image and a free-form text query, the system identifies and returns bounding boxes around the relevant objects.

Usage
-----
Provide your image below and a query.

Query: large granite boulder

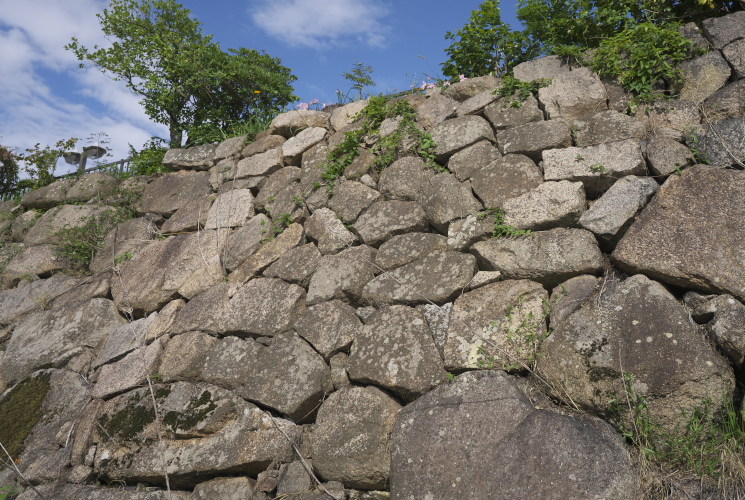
[419,173,483,232]
[542,139,647,198]
[390,370,638,500]
[470,154,543,209]
[0,244,75,290]
[471,228,604,288]
[354,201,429,247]
[693,117,745,168]
[313,386,401,490]
[571,110,646,147]
[430,115,496,162]
[0,274,80,326]
[442,279,547,371]
[497,120,572,162]
[537,274,735,432]
[24,204,112,247]
[0,298,126,385]
[536,67,608,121]
[446,140,501,182]
[294,299,362,360]
[224,278,306,336]
[306,245,377,305]
[162,144,216,170]
[701,80,745,124]
[202,332,331,422]
[270,109,330,137]
[502,180,587,231]
[347,305,447,401]
[612,167,745,301]
[361,251,475,306]
[93,382,297,487]
[373,232,448,271]
[138,171,212,216]
[702,11,745,49]
[483,94,543,131]
[677,50,731,103]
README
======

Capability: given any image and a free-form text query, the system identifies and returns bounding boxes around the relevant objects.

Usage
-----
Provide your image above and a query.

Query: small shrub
[493,75,552,107]
[128,137,170,177]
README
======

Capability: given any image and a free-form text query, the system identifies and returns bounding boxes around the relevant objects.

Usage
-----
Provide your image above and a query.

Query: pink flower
[459,74,468,81]
[295,102,309,110]
[310,98,319,105]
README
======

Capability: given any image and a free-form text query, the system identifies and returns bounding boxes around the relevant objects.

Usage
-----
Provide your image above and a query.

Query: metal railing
[0,157,133,202]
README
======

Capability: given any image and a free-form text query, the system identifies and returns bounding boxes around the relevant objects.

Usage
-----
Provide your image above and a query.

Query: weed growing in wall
[493,75,552,108]
[321,95,440,188]
[477,208,532,238]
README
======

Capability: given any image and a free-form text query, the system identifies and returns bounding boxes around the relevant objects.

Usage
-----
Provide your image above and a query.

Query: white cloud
[0,0,166,173]
[250,0,392,49]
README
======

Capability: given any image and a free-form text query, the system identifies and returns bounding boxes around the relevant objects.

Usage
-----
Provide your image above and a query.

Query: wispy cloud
[250,0,392,49]
[0,0,166,174]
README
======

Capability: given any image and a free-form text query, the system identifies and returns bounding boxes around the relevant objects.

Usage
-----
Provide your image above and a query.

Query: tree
[0,145,19,200]
[66,0,298,148]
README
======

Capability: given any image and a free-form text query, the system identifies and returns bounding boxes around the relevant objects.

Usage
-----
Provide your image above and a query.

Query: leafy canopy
[442,0,741,98]
[66,0,298,148]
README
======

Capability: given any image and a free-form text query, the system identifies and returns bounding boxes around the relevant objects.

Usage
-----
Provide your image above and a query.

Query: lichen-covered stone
[419,173,483,232]
[204,189,255,229]
[263,243,321,286]
[307,245,377,306]
[497,120,572,162]
[295,299,362,360]
[431,115,496,162]
[327,180,383,224]
[502,180,586,231]
[225,278,306,336]
[572,110,646,147]
[348,305,447,401]
[138,171,212,216]
[354,201,429,247]
[374,232,448,271]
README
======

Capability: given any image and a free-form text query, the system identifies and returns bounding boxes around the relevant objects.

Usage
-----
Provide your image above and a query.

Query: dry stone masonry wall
[1,11,745,499]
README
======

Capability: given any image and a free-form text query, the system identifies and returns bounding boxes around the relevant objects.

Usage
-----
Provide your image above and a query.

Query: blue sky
[0,0,521,175]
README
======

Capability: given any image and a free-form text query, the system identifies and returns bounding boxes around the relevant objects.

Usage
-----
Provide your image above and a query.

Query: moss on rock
[0,371,51,458]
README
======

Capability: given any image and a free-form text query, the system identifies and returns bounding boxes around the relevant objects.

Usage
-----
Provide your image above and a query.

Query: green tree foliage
[442,0,539,78]
[442,0,742,98]
[0,145,19,199]
[66,0,298,148]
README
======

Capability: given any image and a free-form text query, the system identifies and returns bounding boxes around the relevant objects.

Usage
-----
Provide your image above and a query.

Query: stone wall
[1,11,745,500]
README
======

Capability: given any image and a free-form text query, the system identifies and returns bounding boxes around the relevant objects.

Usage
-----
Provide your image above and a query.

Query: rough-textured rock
[644,137,696,176]
[361,251,475,306]
[170,282,230,335]
[53,271,112,310]
[513,55,572,82]
[538,274,734,431]
[263,243,321,286]
[702,11,745,50]
[497,120,572,162]
[472,228,604,288]
[213,134,247,161]
[204,189,255,229]
[9,369,91,484]
[307,245,377,306]
[24,204,111,247]
[314,386,401,490]
[282,127,328,166]
[1,298,126,385]
[331,100,367,131]
[635,100,701,142]
[242,134,287,158]
[0,274,79,326]
[93,382,296,487]
[723,38,745,80]
[390,370,638,500]
[706,295,745,368]
[373,232,447,271]
[229,222,304,283]
[701,80,745,124]
[502,180,586,231]
[442,280,547,370]
[377,157,434,202]
[344,147,376,180]
[415,93,458,130]
[442,75,500,102]
[221,213,269,272]
[17,485,185,499]
[572,110,646,147]
[304,208,356,254]
[542,139,647,198]
[431,115,496,162]
[677,50,731,103]
[276,460,313,496]
[193,476,258,499]
[612,166,745,300]
[94,314,157,368]
[265,181,309,226]
[537,67,608,120]
[0,244,74,290]
[91,337,165,399]
[484,94,544,131]
[163,144,216,170]
[91,217,156,275]
[420,173,483,232]
[271,110,330,137]
[446,140,501,182]
[236,148,284,179]
[455,90,500,117]
[10,210,39,242]
[203,332,331,421]
[354,201,429,247]
[254,167,302,211]
[145,298,184,342]
[20,177,77,209]
[225,278,306,336]
[578,176,659,249]
[327,180,383,224]
[159,195,212,234]
[446,214,495,252]
[160,331,218,382]
[139,171,212,216]
[548,274,601,325]
[694,117,745,168]
[471,154,543,208]
[295,299,362,360]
